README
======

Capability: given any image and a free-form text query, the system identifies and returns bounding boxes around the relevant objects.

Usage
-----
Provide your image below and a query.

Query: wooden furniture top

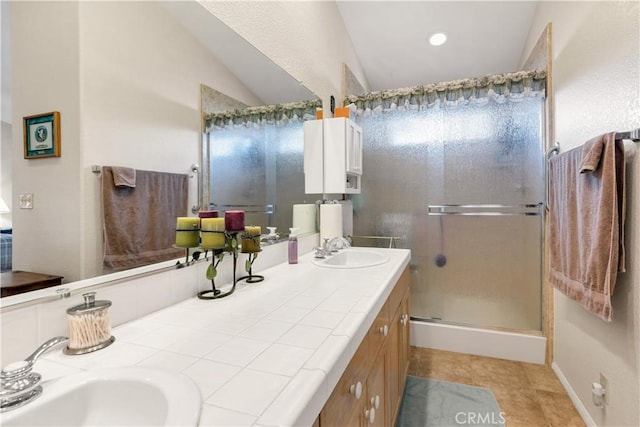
[1,271,64,298]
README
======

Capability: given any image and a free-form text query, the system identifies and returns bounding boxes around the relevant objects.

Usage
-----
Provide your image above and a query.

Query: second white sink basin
[313,248,390,269]
[0,367,201,426]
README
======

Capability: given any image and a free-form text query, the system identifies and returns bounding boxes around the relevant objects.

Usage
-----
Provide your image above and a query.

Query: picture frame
[23,111,61,159]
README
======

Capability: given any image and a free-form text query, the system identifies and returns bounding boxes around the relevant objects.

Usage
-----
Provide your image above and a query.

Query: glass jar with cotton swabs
[64,292,115,355]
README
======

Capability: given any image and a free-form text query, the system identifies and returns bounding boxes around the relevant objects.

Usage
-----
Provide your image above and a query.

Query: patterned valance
[344,70,546,116]
[205,99,322,131]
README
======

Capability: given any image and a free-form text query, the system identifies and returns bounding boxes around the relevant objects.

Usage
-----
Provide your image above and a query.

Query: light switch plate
[19,193,33,209]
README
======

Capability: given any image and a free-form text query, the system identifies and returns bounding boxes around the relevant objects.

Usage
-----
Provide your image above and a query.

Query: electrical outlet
[600,373,609,405]
[19,193,33,209]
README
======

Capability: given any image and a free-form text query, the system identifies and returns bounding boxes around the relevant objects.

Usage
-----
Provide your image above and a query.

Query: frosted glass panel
[209,121,307,233]
[352,98,544,331]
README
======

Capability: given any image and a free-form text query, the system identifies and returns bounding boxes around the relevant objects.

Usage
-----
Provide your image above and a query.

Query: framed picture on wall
[23,111,61,159]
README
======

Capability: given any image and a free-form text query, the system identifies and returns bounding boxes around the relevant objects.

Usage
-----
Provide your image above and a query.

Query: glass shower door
[416,101,545,331]
[352,98,545,332]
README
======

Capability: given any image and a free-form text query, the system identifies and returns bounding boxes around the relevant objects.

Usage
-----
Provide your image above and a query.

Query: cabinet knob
[370,395,380,409]
[365,406,375,424]
[379,324,388,336]
[349,381,362,399]
[401,314,409,326]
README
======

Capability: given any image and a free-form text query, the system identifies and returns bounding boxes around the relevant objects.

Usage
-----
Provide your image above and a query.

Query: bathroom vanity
[319,265,410,426]
[26,247,410,426]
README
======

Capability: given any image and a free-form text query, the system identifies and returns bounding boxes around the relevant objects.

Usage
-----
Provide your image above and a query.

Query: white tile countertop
[36,247,411,426]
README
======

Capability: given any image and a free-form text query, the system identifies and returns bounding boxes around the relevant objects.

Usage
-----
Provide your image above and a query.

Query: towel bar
[615,128,640,141]
[427,203,543,216]
[348,235,400,249]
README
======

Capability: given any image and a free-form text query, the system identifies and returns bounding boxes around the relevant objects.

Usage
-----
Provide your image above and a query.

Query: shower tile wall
[352,99,544,331]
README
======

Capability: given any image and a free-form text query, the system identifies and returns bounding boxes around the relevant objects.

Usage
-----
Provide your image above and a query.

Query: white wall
[200,0,369,111]
[10,1,262,282]
[1,1,12,226]
[523,2,640,426]
[11,1,84,280]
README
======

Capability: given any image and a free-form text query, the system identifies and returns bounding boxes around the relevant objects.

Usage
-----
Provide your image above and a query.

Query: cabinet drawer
[321,334,371,427]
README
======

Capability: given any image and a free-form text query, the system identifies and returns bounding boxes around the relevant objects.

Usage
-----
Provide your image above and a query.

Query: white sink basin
[0,367,201,426]
[313,248,390,269]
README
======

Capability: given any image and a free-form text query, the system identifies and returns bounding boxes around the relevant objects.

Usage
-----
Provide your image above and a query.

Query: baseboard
[551,362,596,427]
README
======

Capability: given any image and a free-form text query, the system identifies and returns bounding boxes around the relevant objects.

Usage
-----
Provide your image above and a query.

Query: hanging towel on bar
[102,166,188,271]
[111,166,136,187]
[548,132,626,321]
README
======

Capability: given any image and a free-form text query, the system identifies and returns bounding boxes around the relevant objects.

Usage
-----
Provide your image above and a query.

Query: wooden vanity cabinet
[320,333,371,427]
[319,267,410,427]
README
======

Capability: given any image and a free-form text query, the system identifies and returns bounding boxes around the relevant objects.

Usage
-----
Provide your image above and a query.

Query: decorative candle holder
[238,251,264,283]
[197,248,225,298]
[175,216,201,267]
[197,231,240,300]
[238,227,264,283]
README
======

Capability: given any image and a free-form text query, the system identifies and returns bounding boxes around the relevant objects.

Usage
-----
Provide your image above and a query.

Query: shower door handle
[427,203,543,216]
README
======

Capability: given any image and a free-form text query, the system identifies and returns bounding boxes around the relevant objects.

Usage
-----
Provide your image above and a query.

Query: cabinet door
[320,336,370,427]
[399,290,411,392]
[354,125,363,174]
[387,307,402,425]
[365,350,386,427]
[303,120,324,194]
[346,121,363,175]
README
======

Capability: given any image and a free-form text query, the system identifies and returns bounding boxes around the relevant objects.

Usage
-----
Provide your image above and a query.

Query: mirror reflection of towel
[111,166,136,187]
[102,166,187,271]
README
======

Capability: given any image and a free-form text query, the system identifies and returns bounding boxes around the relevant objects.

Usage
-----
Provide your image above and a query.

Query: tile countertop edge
[276,249,412,426]
[30,247,412,427]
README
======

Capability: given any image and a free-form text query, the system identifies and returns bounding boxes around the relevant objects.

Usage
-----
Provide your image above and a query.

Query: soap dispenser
[288,227,299,264]
[263,227,279,244]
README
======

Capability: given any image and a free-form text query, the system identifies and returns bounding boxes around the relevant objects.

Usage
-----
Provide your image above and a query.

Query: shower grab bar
[544,142,560,212]
[427,203,543,216]
[545,141,560,160]
[190,164,201,214]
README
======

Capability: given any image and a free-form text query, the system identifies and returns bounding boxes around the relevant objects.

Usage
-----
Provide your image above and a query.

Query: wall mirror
[1,0,318,303]
[201,90,321,241]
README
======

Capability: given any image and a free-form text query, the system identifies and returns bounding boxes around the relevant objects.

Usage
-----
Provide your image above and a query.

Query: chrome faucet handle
[24,336,69,367]
[313,247,326,259]
[1,336,68,412]
[1,336,68,380]
[327,237,350,253]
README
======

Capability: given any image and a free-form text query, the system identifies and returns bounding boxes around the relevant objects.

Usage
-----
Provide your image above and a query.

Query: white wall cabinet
[304,117,363,194]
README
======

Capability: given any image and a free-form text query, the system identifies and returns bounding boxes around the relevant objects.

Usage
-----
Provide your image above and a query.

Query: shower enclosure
[352,98,544,332]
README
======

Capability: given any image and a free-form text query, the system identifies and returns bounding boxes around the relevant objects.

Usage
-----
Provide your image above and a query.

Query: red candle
[224,210,245,232]
[198,210,219,218]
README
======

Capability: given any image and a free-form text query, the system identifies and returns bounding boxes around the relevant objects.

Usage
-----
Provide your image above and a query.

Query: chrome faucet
[313,238,331,258]
[0,336,68,412]
[314,237,351,258]
[327,237,351,253]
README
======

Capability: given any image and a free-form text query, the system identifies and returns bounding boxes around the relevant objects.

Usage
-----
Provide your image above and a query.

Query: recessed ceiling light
[429,32,447,46]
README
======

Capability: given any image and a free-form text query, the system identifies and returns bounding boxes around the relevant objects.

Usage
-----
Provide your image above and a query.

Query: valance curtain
[344,70,546,116]
[205,99,322,131]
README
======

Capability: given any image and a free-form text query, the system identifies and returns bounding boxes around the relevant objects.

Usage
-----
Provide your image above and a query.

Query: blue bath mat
[396,376,505,427]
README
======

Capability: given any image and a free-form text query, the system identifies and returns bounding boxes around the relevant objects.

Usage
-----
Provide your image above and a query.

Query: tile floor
[409,346,585,427]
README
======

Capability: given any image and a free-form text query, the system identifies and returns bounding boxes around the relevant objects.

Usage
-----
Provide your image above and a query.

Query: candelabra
[176,211,265,300]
